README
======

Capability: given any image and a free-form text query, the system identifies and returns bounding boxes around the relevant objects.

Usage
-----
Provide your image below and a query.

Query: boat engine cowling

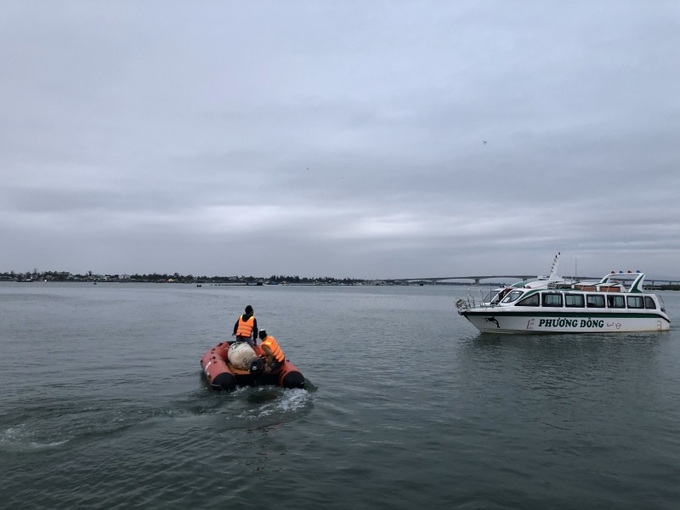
[249,357,265,377]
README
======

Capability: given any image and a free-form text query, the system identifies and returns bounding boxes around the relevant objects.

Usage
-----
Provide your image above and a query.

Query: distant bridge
[385,275,680,287]
[385,275,555,285]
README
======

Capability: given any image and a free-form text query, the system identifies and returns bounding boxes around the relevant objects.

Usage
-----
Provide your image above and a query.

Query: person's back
[258,330,285,372]
[233,305,258,347]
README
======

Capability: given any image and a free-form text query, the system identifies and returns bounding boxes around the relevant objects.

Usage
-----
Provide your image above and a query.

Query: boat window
[542,293,563,307]
[627,296,644,309]
[487,287,511,304]
[586,295,605,308]
[565,293,585,307]
[517,293,540,306]
[607,295,626,308]
[501,290,524,303]
[483,289,499,303]
[644,296,657,309]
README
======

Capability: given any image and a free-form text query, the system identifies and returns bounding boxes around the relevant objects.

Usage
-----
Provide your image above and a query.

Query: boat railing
[456,289,502,312]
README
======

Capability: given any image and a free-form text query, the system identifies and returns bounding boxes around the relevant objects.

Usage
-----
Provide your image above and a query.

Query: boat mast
[575,258,578,281]
[548,252,560,282]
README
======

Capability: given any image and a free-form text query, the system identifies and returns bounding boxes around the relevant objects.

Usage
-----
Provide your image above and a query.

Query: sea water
[1,282,679,509]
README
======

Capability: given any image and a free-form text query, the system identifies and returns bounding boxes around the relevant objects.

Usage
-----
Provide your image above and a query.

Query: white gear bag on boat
[228,341,258,370]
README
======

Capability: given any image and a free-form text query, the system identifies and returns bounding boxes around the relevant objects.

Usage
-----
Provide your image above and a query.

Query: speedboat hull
[460,309,670,334]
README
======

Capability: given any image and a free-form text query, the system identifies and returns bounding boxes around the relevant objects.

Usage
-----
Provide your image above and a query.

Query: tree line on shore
[0,269,371,285]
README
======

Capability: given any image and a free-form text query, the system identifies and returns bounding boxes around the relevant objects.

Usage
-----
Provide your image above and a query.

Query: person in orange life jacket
[232,305,258,347]
[258,330,285,373]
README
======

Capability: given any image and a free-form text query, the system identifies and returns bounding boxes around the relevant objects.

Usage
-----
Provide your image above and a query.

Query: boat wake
[0,423,69,452]
[229,386,313,427]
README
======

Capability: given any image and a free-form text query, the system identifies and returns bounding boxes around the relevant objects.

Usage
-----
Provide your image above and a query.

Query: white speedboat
[456,269,670,334]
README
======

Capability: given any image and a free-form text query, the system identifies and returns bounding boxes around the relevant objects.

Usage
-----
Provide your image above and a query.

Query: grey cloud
[1,1,679,278]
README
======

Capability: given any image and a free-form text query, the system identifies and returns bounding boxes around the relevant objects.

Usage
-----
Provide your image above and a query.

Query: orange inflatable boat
[200,341,305,391]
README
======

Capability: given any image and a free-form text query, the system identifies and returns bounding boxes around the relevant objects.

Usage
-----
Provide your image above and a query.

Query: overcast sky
[1,1,679,279]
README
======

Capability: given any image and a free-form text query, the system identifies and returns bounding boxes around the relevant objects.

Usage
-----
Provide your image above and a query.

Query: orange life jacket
[236,315,255,337]
[261,335,285,363]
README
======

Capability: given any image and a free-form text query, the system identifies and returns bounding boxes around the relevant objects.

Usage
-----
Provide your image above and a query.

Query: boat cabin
[498,288,662,311]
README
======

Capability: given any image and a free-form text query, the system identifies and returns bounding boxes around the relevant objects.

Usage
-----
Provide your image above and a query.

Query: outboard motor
[249,357,265,385]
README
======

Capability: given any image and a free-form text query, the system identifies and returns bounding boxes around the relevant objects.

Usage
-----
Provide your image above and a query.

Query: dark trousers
[236,336,254,347]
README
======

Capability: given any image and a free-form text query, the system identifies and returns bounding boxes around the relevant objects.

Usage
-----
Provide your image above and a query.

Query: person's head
[258,330,267,340]
[245,305,253,314]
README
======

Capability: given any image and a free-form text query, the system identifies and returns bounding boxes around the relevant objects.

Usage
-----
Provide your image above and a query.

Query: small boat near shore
[456,268,671,334]
[200,341,305,391]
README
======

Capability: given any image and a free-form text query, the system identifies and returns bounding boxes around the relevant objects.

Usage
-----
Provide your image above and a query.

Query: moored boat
[200,341,305,391]
[456,269,670,334]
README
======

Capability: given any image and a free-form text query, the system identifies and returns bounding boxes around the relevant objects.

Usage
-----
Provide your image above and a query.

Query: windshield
[501,290,524,303]
[483,289,500,302]
[484,287,511,304]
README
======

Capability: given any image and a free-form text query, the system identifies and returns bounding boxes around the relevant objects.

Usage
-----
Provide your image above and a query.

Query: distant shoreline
[0,278,475,287]
[2,277,678,290]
